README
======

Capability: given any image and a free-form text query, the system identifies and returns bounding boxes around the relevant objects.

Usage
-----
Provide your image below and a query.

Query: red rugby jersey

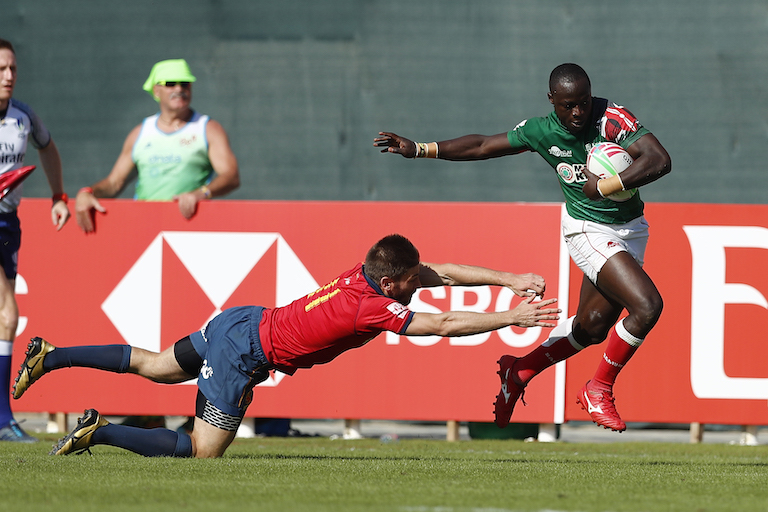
[258,262,414,374]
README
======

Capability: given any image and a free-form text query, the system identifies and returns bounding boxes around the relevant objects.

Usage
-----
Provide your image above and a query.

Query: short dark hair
[364,234,420,283]
[0,39,16,54]
[549,63,590,93]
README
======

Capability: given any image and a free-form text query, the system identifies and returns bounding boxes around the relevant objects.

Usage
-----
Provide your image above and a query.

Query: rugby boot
[0,419,38,443]
[576,380,626,432]
[493,355,527,428]
[13,336,55,399]
[50,409,108,455]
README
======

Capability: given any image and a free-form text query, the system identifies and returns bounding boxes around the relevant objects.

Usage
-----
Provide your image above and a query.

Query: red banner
[12,200,768,426]
[565,203,768,425]
[13,199,563,422]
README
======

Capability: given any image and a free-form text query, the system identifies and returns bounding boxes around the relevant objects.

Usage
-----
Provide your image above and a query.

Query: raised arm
[374,131,521,161]
[419,262,546,297]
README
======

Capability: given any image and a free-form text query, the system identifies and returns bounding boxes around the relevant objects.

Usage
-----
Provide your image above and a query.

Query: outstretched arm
[405,296,560,336]
[419,262,546,298]
[374,131,521,161]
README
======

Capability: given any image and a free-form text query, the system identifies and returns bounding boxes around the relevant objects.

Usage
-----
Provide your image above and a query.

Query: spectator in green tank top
[74,59,240,233]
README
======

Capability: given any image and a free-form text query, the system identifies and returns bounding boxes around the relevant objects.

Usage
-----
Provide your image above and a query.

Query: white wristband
[596,179,607,199]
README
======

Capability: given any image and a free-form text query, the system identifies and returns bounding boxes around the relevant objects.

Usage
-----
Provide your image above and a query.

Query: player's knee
[0,300,18,335]
[572,313,612,346]
[190,435,227,458]
[633,293,663,331]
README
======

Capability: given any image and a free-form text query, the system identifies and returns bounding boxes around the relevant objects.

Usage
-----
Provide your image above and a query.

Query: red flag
[0,165,36,200]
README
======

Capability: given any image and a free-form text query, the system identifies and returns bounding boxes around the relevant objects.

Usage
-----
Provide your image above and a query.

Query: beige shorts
[562,211,649,284]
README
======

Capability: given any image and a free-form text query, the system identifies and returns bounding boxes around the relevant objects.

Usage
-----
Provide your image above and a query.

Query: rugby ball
[586,142,636,202]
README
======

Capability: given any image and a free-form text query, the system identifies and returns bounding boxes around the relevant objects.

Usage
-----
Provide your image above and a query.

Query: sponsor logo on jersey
[556,163,575,182]
[548,146,573,158]
[512,119,528,131]
[387,302,410,319]
[557,163,588,184]
[148,154,183,165]
[179,135,197,147]
[0,153,25,164]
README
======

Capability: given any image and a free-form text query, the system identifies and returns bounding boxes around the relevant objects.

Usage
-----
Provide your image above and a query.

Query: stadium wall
[4,0,768,204]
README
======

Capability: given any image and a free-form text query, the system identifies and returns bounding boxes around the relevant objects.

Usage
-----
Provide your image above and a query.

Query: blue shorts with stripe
[0,213,21,280]
[189,306,272,417]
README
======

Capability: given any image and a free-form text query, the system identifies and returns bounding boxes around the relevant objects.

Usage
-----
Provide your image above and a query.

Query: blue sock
[44,345,131,373]
[92,423,193,457]
[0,341,13,426]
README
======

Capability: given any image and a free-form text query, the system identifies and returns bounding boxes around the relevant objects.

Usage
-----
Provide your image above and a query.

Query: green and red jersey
[507,97,650,224]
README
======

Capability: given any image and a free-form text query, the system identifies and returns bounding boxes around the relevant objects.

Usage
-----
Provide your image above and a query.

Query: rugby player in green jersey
[375,63,671,432]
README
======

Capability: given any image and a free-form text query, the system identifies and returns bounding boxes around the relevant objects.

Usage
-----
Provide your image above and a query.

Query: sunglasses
[158,81,191,87]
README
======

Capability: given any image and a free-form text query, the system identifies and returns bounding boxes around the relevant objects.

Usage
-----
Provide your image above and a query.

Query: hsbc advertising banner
[11,200,768,426]
[12,199,564,422]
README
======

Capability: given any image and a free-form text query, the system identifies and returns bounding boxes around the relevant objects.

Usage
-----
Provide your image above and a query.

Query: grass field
[1,434,766,512]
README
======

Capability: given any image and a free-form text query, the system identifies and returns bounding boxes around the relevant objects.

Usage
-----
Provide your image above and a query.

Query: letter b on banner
[684,226,768,400]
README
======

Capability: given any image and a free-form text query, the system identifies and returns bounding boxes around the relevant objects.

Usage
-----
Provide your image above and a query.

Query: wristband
[200,185,212,199]
[414,142,439,158]
[596,175,626,199]
[52,192,68,203]
[616,173,626,191]
[596,179,606,199]
[79,186,94,195]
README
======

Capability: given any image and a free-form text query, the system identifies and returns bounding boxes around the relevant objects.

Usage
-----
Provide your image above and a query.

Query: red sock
[516,335,580,385]
[591,319,644,389]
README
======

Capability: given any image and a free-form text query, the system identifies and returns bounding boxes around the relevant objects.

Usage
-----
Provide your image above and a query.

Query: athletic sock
[92,423,193,457]
[43,345,132,373]
[591,318,644,390]
[0,340,13,426]
[515,316,584,385]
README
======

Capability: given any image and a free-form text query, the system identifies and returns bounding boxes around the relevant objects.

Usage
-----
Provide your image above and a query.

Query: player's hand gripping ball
[586,142,637,202]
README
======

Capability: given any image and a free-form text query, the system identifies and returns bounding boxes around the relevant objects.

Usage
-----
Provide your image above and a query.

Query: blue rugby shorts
[189,306,272,417]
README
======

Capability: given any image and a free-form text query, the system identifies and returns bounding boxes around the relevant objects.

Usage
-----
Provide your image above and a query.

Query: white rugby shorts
[562,211,649,284]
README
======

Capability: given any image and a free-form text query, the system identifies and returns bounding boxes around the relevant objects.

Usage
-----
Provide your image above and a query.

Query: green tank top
[507,98,650,224]
[131,111,213,200]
